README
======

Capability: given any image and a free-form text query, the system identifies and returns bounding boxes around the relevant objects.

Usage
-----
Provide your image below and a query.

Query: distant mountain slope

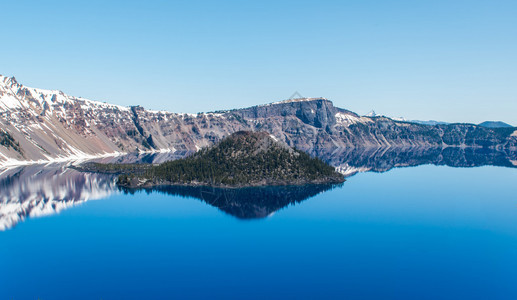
[478,121,513,128]
[409,120,449,126]
[1,75,516,166]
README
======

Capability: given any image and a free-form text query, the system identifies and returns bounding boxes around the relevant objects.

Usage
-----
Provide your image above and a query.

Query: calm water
[1,149,517,299]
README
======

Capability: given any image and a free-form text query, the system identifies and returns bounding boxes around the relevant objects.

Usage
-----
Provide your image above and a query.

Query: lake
[1,148,517,299]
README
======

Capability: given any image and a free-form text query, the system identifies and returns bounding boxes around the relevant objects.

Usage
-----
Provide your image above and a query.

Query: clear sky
[1,0,516,124]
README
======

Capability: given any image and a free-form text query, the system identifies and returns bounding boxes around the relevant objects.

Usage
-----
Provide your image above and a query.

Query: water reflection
[1,147,516,230]
[0,163,117,231]
[91,150,193,165]
[123,184,341,219]
[321,147,517,177]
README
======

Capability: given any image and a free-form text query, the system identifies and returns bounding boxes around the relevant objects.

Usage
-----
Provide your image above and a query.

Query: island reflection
[121,184,341,219]
[1,147,516,230]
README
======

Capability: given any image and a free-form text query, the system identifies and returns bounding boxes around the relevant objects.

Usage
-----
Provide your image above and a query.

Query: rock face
[1,75,516,166]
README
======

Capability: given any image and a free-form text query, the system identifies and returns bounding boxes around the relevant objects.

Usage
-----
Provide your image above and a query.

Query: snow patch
[335,112,369,125]
[364,110,377,117]
[0,95,23,110]
[391,116,407,122]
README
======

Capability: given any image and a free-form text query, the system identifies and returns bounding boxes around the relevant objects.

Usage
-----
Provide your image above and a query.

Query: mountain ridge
[1,75,516,167]
[478,121,513,128]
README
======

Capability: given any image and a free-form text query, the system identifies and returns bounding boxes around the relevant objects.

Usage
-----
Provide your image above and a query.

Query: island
[78,131,345,188]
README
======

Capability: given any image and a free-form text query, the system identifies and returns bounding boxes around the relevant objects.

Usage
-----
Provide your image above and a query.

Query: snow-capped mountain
[0,75,248,166]
[364,110,377,117]
[0,75,130,163]
[363,109,449,126]
[1,75,516,167]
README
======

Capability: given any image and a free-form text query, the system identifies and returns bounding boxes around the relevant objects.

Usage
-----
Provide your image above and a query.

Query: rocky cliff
[1,75,516,166]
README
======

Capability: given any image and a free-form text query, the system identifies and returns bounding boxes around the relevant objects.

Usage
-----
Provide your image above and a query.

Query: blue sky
[1,0,516,124]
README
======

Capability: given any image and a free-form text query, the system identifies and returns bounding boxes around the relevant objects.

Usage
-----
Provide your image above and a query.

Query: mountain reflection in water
[321,147,517,177]
[0,164,117,231]
[1,147,516,230]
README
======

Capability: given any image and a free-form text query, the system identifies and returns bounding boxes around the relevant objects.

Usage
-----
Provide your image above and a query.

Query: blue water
[1,165,517,299]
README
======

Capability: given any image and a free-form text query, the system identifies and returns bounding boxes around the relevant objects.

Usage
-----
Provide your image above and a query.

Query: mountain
[86,131,345,187]
[364,110,378,117]
[478,121,513,128]
[362,110,450,126]
[1,75,517,167]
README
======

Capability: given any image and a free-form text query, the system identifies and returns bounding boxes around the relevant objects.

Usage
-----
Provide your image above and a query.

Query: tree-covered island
[77,131,345,188]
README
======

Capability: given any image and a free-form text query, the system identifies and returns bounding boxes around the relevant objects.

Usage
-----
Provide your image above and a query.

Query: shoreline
[0,148,177,169]
[117,177,346,189]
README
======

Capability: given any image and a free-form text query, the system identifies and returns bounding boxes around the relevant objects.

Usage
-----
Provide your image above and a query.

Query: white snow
[0,95,23,110]
[391,116,407,122]
[0,74,129,114]
[335,112,370,125]
[146,109,175,115]
[364,110,377,117]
